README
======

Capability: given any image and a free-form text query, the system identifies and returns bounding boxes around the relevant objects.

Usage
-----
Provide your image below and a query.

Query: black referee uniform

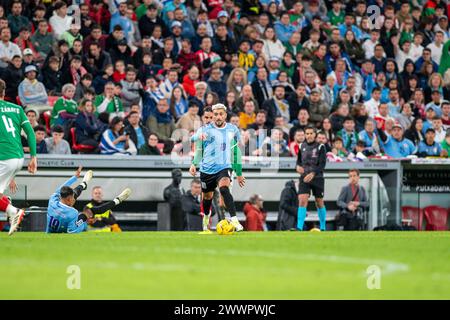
[296,141,327,198]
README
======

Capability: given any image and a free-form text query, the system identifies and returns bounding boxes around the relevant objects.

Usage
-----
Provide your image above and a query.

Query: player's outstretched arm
[22,113,37,174]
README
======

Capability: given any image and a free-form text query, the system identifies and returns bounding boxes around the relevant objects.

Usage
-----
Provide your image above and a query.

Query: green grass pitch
[1,231,449,299]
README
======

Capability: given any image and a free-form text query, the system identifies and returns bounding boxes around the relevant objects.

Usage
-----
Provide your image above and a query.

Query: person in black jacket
[2,55,24,102]
[182,179,203,231]
[75,99,103,153]
[207,67,227,102]
[42,56,63,95]
[296,126,327,231]
[251,67,273,108]
[276,180,298,231]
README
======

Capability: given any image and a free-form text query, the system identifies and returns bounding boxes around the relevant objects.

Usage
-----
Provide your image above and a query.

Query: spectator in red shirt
[243,194,267,231]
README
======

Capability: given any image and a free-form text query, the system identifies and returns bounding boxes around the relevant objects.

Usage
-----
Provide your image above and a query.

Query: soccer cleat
[82,170,93,184]
[8,209,25,236]
[230,216,244,232]
[116,188,132,203]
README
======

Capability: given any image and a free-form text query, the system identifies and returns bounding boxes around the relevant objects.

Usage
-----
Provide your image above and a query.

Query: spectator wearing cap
[171,7,195,39]
[49,1,73,40]
[274,12,297,44]
[45,125,72,155]
[267,56,281,84]
[108,0,133,38]
[7,1,30,39]
[2,55,23,101]
[378,121,416,158]
[175,100,201,133]
[434,15,449,40]
[169,20,183,54]
[21,48,35,69]
[31,20,53,59]
[51,83,78,126]
[18,64,48,108]
[0,27,22,68]
[110,39,133,66]
[146,98,176,142]
[416,128,445,157]
[309,88,330,127]
[61,21,83,49]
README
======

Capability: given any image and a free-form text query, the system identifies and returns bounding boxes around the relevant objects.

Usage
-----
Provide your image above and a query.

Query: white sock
[231,216,239,223]
[6,204,18,218]
[203,213,210,230]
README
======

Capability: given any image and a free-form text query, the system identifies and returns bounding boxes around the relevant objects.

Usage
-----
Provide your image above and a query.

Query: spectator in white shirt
[362,29,380,59]
[395,39,415,72]
[410,32,425,62]
[434,16,450,42]
[427,31,445,64]
[49,1,73,40]
[0,27,21,68]
[364,87,381,118]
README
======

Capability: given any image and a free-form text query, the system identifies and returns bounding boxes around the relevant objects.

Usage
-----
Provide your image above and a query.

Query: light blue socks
[297,207,307,231]
[318,207,327,231]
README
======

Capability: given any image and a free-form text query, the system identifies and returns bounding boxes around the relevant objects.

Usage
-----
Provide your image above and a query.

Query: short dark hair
[305,125,316,133]
[60,186,74,199]
[34,125,46,133]
[52,125,64,133]
[203,106,213,113]
[349,168,360,176]
[343,116,355,123]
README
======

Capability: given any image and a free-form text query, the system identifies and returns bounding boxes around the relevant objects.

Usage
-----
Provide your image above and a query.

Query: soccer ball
[216,219,235,235]
[310,228,321,233]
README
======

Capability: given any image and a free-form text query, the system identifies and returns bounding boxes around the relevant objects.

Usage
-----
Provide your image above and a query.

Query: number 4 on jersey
[2,115,16,138]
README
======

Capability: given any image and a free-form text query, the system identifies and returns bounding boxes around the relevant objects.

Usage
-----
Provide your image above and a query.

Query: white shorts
[0,158,24,194]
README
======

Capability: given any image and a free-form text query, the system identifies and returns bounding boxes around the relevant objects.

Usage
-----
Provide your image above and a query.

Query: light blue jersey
[191,123,241,175]
[46,176,87,234]
[382,136,416,158]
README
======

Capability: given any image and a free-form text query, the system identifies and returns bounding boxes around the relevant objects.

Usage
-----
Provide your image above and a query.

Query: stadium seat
[70,127,96,154]
[401,206,423,231]
[423,206,449,231]
[41,111,52,134]
[47,96,59,107]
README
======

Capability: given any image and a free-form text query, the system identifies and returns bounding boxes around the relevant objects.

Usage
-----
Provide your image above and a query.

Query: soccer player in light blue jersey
[46,167,131,234]
[189,104,245,232]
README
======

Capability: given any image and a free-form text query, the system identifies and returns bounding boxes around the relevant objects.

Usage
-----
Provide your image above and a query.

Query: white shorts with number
[0,158,24,194]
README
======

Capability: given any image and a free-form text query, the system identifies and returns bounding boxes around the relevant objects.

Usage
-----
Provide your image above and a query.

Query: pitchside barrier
[6,154,411,231]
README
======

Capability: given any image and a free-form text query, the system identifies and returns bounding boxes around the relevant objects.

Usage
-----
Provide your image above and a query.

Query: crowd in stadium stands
[2,0,450,159]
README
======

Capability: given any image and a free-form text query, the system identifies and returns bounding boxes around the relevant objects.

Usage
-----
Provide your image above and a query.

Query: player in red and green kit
[0,79,37,235]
